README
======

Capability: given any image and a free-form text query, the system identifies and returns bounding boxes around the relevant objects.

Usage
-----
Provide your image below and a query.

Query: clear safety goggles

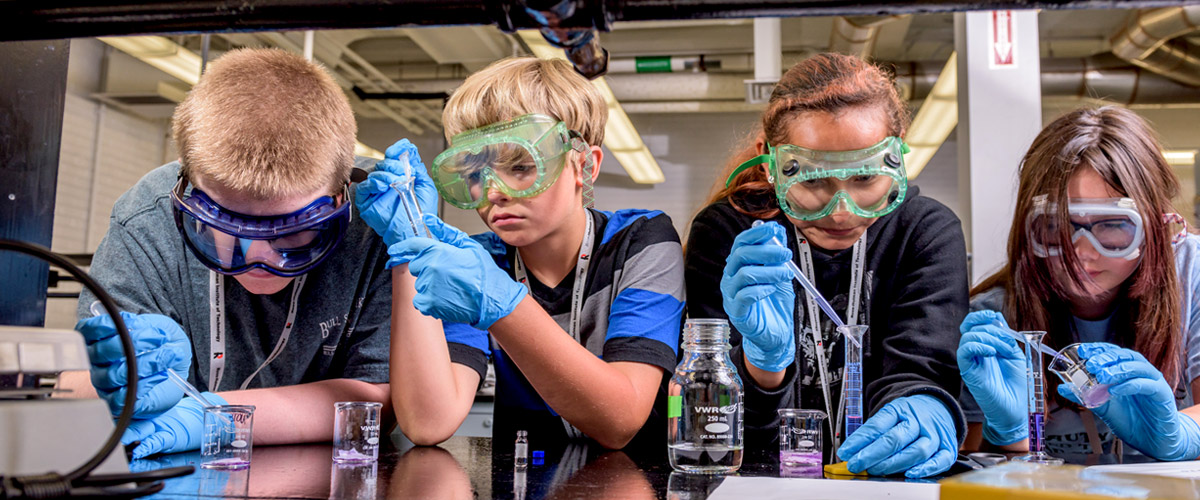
[1027,196,1144,260]
[171,178,351,277]
[431,114,590,209]
[726,137,910,221]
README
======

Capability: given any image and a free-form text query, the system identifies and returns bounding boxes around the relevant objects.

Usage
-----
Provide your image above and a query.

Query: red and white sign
[989,10,1016,69]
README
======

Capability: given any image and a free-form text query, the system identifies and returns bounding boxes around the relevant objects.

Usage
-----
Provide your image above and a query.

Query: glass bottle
[668,319,744,474]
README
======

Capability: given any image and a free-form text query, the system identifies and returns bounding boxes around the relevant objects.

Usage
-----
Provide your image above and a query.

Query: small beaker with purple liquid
[778,409,827,470]
[1048,343,1111,409]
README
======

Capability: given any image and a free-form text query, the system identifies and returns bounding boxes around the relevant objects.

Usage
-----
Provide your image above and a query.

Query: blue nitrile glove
[75,311,192,419]
[123,392,228,460]
[719,221,796,372]
[355,139,440,247]
[388,214,527,330]
[956,310,1028,445]
[1056,344,1200,462]
[837,394,959,478]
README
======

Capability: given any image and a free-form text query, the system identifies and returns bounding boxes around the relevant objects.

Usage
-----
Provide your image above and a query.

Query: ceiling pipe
[1110,6,1200,87]
[829,15,909,59]
[6,0,1189,42]
[397,56,1200,106]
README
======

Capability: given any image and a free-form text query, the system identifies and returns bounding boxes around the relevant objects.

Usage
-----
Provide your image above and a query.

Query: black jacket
[684,186,968,453]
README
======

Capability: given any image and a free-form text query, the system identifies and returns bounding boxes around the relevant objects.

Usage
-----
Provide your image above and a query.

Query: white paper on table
[1088,460,1200,479]
[706,477,939,500]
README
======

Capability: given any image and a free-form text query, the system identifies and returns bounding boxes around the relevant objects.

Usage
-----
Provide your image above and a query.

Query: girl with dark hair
[685,53,968,478]
[959,106,1200,464]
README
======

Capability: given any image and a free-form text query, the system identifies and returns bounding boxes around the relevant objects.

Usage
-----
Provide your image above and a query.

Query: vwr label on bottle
[696,404,738,437]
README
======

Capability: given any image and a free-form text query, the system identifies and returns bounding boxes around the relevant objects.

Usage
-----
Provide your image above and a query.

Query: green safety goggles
[431,114,589,209]
[726,136,910,221]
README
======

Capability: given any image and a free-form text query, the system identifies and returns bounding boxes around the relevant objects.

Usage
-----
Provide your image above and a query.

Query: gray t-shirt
[77,158,391,392]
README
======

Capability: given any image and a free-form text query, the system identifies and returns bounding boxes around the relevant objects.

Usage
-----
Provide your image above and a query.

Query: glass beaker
[1048,343,1111,409]
[668,319,744,474]
[777,409,826,467]
[333,401,383,463]
[201,405,255,469]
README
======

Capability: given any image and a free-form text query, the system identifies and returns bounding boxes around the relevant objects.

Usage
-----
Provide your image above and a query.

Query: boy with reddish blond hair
[66,48,393,458]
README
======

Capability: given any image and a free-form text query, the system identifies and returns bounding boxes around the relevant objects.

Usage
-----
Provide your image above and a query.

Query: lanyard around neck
[511,211,595,439]
[209,271,307,392]
[793,224,866,449]
[512,210,595,343]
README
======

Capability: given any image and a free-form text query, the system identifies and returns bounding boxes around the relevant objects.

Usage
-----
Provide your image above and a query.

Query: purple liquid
[780,451,822,466]
[334,448,377,464]
[1028,413,1046,453]
[201,457,249,470]
[1078,384,1111,408]
[780,463,823,478]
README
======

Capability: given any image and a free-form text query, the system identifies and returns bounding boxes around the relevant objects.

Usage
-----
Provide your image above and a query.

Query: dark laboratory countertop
[134,434,925,499]
[136,435,1156,499]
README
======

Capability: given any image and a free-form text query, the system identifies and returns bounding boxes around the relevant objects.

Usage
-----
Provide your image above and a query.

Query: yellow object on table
[940,462,1200,500]
[823,461,869,477]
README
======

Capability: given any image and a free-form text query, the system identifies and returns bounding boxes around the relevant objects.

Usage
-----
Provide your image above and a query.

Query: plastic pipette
[751,220,848,332]
[89,301,217,407]
[1000,329,1059,359]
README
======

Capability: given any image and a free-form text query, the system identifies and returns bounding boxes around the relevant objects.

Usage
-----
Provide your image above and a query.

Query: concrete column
[955,10,1042,285]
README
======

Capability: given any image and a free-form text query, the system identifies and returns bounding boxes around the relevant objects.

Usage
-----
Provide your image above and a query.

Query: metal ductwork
[381,56,1200,108]
[1110,6,1200,87]
[1,1,1192,43]
[830,15,908,59]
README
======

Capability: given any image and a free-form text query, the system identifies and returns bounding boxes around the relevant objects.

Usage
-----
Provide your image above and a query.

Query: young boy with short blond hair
[359,56,684,450]
[69,48,393,458]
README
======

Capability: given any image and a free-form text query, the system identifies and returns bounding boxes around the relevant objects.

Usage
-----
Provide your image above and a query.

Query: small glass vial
[668,319,744,474]
[514,430,528,468]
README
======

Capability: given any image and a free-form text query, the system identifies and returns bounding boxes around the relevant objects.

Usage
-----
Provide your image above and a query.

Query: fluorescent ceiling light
[904,52,958,180]
[1164,150,1197,166]
[517,30,665,184]
[99,36,383,163]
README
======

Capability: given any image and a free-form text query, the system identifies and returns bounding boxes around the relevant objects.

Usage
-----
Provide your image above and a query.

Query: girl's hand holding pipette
[956,310,1028,445]
[720,222,796,372]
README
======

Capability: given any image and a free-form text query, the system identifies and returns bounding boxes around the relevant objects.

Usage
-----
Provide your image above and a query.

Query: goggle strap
[726,154,771,188]
[1165,212,1189,244]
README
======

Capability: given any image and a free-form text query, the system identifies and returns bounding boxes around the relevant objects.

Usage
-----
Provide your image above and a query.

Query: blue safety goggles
[171,177,350,277]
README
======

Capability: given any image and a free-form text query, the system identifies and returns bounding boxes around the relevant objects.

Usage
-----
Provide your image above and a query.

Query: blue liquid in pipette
[751,220,845,328]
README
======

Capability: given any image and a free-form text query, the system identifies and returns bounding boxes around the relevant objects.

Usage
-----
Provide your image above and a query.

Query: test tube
[838,325,867,440]
[1012,331,1064,465]
[89,300,215,408]
[389,178,432,239]
[750,220,845,327]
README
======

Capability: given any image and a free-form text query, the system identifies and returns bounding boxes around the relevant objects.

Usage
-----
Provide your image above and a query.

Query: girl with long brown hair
[958,106,1200,463]
[685,53,968,478]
